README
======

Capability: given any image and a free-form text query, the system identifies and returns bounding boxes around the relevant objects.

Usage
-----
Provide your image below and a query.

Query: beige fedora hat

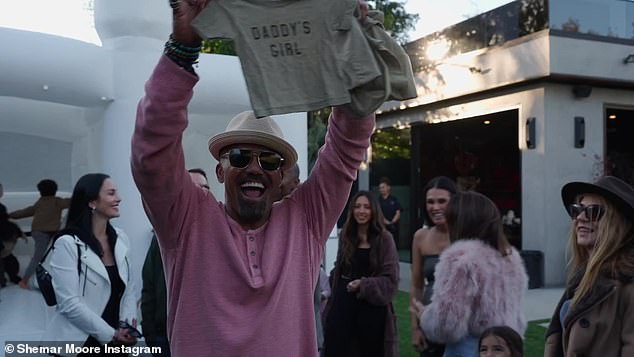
[208,111,298,169]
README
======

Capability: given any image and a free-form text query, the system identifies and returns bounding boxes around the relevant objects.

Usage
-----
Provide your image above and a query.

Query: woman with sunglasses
[41,173,138,355]
[545,176,634,357]
[324,191,399,357]
[410,176,457,357]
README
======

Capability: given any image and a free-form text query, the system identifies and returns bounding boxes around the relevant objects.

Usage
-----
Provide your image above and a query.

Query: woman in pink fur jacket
[411,191,528,357]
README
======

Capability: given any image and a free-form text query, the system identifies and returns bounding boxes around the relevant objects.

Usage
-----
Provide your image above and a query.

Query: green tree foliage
[368,0,419,44]
[519,0,548,36]
[201,40,237,56]
[372,127,411,159]
[307,108,331,172]
[308,1,418,170]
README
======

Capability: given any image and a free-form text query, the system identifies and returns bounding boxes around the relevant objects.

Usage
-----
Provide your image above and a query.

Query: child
[479,326,523,357]
[9,179,70,288]
[0,203,26,287]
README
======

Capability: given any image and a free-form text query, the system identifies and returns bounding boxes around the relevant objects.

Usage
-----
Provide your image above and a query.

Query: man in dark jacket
[141,169,210,356]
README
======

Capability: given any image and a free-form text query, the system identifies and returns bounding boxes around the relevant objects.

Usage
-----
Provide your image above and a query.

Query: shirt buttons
[579,318,590,328]
[248,236,255,241]
[252,264,259,269]
[250,251,256,256]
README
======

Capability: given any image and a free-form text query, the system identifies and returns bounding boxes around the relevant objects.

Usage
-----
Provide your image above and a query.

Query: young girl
[479,326,523,357]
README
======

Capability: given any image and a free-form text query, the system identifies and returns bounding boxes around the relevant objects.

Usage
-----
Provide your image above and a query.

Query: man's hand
[170,0,211,46]
[357,1,369,20]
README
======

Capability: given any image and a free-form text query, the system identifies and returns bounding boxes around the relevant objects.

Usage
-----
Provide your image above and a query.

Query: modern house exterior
[370,0,634,286]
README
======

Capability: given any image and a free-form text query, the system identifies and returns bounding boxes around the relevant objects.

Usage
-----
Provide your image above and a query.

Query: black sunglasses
[221,148,284,171]
[118,321,143,338]
[568,203,605,221]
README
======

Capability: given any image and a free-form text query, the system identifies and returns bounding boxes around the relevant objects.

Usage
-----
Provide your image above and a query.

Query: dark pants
[145,336,171,357]
[0,254,21,286]
[386,224,399,249]
[325,278,386,357]
[420,342,445,357]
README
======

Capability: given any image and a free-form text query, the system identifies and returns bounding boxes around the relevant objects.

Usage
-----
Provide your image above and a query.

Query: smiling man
[130,1,374,356]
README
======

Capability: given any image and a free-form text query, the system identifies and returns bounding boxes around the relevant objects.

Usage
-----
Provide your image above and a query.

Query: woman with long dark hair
[412,191,527,357]
[41,173,138,355]
[324,191,399,357]
[410,176,458,356]
[545,176,634,357]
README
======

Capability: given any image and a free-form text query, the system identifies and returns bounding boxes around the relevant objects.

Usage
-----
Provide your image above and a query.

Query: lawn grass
[393,291,549,357]
[523,319,549,357]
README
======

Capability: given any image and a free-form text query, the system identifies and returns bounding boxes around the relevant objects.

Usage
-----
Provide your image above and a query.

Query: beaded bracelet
[164,34,201,63]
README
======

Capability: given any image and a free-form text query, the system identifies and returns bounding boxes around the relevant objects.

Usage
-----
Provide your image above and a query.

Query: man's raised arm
[130,0,210,248]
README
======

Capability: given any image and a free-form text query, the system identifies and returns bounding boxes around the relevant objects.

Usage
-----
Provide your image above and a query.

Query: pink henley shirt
[131,55,374,356]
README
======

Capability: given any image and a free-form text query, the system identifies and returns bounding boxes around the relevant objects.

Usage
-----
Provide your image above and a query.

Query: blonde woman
[545,176,634,357]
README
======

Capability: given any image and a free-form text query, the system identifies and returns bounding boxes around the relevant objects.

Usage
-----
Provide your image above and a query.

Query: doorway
[411,109,522,251]
[605,107,634,185]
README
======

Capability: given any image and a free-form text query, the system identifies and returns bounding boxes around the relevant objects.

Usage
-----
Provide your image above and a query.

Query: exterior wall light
[526,117,536,149]
[574,116,585,148]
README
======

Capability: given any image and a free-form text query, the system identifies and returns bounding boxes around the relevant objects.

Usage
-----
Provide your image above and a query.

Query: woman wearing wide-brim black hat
[545,176,634,357]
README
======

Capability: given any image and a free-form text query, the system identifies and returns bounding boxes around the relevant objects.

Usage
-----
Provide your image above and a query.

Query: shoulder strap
[76,244,81,276]
[40,235,82,276]
[39,238,57,263]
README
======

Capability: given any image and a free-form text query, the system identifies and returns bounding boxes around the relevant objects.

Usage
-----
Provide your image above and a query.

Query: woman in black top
[324,191,400,357]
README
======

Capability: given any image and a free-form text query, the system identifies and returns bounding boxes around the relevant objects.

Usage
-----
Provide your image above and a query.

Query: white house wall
[550,35,634,81]
[379,31,551,113]
[537,84,634,284]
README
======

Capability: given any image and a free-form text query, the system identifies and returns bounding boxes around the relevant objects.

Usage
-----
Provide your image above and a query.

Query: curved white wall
[0,28,112,107]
